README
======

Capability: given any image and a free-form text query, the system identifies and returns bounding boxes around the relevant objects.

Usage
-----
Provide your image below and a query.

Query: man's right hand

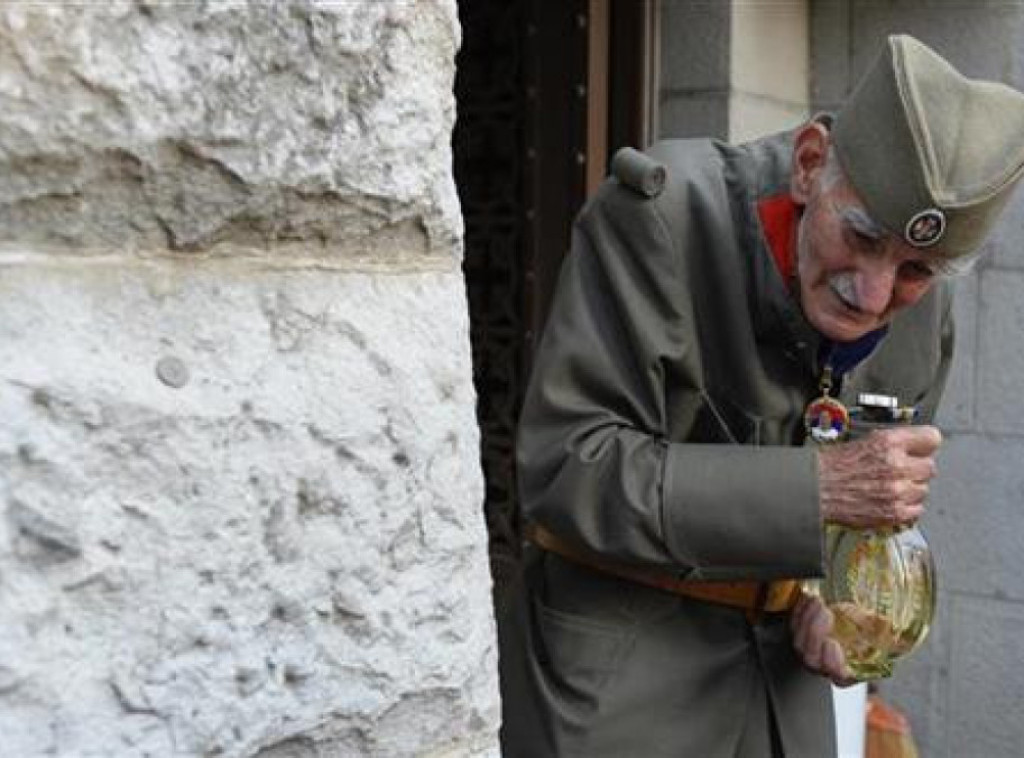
[818,425,942,528]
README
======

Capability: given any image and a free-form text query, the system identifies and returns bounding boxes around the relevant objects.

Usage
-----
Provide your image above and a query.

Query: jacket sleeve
[517,170,823,582]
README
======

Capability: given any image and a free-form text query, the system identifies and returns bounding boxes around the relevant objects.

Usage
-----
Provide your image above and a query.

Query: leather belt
[525,523,802,622]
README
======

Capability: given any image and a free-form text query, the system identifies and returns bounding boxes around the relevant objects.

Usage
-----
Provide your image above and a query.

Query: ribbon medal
[804,366,849,444]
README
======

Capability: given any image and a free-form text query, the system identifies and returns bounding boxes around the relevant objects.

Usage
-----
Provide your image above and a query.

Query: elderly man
[499,35,1024,757]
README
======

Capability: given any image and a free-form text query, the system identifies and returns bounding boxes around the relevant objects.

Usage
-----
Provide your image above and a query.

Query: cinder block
[1015,10,1024,86]
[659,0,731,91]
[989,195,1024,270]
[728,93,807,144]
[948,595,1024,758]
[935,274,978,432]
[977,271,1024,433]
[880,587,954,758]
[731,1,808,104]
[810,0,851,109]
[658,92,730,141]
[849,2,1018,83]
[923,435,1024,602]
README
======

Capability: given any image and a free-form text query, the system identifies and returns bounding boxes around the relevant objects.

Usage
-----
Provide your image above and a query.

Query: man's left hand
[790,592,858,687]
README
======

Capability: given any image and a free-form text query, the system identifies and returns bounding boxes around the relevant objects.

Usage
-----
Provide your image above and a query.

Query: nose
[855,259,897,316]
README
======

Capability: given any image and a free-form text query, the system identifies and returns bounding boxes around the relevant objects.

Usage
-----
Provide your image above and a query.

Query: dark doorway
[453,0,658,602]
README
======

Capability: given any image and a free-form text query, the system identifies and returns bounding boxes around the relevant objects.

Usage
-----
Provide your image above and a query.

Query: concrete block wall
[658,0,809,143]
[658,0,733,139]
[0,3,500,757]
[812,4,1024,756]
[729,1,809,144]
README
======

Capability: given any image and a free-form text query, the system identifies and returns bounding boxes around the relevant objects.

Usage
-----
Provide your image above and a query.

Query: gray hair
[819,147,845,191]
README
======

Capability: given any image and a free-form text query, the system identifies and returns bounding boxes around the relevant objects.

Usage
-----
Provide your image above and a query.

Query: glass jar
[805,395,938,680]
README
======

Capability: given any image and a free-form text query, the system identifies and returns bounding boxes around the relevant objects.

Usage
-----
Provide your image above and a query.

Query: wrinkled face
[795,173,941,342]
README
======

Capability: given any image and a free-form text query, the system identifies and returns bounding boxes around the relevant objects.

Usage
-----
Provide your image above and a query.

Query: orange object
[865,694,919,758]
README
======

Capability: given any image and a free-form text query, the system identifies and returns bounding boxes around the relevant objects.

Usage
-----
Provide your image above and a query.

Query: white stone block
[731,1,808,105]
[0,2,500,754]
[0,260,499,757]
[0,1,462,258]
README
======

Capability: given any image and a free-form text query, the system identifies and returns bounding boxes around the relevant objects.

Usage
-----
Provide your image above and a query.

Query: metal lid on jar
[852,393,919,424]
[858,392,899,409]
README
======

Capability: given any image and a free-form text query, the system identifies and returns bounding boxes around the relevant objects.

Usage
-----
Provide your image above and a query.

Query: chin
[810,311,878,342]
[824,327,873,342]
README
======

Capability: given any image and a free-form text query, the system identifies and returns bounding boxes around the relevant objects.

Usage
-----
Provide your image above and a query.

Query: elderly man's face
[796,182,938,341]
[791,127,941,342]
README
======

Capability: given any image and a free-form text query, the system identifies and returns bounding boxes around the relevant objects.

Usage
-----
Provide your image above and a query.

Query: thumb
[896,425,942,456]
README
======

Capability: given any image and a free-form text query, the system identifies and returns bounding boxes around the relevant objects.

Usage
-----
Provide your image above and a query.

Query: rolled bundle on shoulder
[610,147,666,198]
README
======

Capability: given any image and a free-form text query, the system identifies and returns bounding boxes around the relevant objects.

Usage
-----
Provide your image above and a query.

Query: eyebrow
[838,205,886,240]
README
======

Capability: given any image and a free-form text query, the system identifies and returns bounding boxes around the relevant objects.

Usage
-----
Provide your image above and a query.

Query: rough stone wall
[812,5,1024,757]
[0,3,500,757]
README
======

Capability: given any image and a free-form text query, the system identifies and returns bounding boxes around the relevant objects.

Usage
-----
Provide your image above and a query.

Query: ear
[790,121,831,205]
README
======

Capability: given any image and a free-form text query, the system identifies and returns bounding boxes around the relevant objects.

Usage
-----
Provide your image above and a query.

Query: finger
[894,478,929,506]
[801,603,834,671]
[822,638,851,683]
[791,593,813,629]
[895,502,925,526]
[897,425,943,456]
[903,455,938,483]
[791,593,825,650]
[791,591,821,629]
[812,602,834,641]
[791,598,812,653]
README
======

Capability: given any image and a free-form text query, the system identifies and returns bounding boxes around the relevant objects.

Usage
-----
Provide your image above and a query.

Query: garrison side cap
[832,34,1024,259]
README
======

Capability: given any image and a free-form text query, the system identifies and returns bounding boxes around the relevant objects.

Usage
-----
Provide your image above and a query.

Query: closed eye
[844,224,883,254]
[898,260,937,282]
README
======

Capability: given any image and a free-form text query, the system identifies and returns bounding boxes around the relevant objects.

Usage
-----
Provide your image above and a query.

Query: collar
[819,328,889,378]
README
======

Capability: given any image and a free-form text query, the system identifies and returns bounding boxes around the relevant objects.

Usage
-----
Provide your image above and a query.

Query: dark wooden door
[454,0,657,601]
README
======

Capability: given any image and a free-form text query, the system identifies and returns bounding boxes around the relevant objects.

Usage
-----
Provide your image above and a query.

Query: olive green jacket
[499,130,953,757]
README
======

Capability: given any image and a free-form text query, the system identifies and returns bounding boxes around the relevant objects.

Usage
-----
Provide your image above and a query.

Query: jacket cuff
[663,444,823,580]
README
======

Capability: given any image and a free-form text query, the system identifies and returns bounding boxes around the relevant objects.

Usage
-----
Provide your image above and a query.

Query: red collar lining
[756,194,798,283]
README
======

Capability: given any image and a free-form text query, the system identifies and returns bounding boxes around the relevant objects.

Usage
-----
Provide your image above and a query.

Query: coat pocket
[532,597,634,718]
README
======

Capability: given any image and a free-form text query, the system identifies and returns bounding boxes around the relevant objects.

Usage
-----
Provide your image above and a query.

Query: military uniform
[498,128,953,757]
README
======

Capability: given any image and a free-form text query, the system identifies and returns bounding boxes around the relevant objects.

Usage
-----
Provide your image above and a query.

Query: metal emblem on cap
[905,208,946,247]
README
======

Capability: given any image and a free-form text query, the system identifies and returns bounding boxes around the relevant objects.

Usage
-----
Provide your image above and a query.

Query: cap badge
[905,208,946,247]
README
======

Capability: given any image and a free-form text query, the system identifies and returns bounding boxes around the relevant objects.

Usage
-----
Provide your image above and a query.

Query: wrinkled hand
[818,425,942,528]
[790,593,856,687]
